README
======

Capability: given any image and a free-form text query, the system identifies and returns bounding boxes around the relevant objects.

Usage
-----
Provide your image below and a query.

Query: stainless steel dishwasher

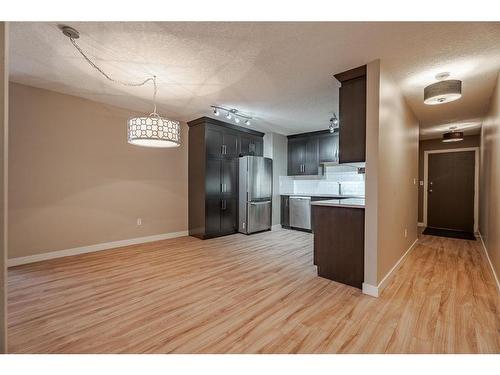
[289,196,311,230]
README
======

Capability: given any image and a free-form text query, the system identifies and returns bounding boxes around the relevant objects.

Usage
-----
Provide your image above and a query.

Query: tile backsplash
[279,164,365,197]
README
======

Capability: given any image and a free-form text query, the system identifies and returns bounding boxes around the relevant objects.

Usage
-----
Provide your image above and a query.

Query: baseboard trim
[478,232,500,294]
[362,283,379,297]
[7,230,189,267]
[362,238,419,298]
[417,222,425,227]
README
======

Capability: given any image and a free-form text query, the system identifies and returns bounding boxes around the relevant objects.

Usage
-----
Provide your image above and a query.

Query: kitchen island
[311,198,365,289]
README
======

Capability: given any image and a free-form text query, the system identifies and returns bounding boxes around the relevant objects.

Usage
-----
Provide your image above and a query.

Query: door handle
[250,201,271,205]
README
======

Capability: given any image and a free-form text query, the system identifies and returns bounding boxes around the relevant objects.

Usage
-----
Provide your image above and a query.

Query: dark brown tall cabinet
[188,117,264,239]
[334,65,367,164]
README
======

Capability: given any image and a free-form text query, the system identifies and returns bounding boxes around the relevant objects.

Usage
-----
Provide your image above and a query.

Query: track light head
[234,117,240,123]
[213,108,219,116]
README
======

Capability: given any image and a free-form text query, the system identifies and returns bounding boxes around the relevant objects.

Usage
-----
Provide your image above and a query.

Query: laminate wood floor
[7,230,500,353]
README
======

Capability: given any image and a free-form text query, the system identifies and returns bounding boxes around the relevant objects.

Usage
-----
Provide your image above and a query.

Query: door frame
[423,147,479,232]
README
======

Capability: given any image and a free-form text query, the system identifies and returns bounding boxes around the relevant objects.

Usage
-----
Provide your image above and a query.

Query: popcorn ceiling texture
[9,22,500,136]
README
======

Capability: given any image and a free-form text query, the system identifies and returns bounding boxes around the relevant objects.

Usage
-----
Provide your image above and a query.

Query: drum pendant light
[424,72,462,105]
[61,25,180,148]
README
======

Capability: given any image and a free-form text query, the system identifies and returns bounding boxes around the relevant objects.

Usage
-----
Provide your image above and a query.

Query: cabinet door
[240,134,264,157]
[221,198,237,234]
[281,196,290,227]
[206,159,222,197]
[319,133,339,163]
[253,137,263,156]
[304,136,319,175]
[222,159,238,197]
[339,76,366,163]
[223,132,239,158]
[287,138,306,175]
[205,198,222,235]
[206,127,223,158]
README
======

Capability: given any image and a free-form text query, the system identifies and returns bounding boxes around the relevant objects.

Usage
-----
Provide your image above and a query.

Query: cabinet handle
[221,183,224,193]
[224,183,227,193]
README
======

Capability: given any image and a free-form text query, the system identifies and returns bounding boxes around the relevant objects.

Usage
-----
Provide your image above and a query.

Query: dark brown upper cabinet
[334,65,367,164]
[187,116,264,239]
[318,132,339,163]
[239,133,263,157]
[287,130,339,176]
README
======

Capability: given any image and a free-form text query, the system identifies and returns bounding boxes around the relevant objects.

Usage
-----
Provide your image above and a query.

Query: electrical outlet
[404,228,408,238]
[137,218,142,226]
[420,181,424,186]
[413,178,417,185]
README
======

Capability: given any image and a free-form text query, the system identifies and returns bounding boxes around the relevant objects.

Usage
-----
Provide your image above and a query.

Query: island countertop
[310,198,365,209]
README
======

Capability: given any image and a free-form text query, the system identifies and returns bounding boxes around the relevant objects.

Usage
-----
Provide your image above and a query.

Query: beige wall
[365,59,419,287]
[480,71,500,282]
[417,135,480,223]
[8,83,188,259]
[0,22,8,353]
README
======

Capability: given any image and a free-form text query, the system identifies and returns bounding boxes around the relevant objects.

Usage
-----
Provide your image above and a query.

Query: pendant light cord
[69,37,158,115]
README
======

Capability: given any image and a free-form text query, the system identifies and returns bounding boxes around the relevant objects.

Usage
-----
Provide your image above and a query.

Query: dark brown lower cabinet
[312,205,365,289]
[280,195,290,228]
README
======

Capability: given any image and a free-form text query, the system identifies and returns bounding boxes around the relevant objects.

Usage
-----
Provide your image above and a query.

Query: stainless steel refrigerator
[238,156,273,234]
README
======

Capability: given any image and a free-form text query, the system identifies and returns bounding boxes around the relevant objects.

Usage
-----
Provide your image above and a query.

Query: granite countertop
[310,198,365,209]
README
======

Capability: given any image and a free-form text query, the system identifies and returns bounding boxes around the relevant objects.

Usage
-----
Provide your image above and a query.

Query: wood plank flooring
[7,230,500,353]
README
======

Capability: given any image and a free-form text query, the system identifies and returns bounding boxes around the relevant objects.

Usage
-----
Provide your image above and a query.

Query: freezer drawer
[290,196,311,230]
[245,200,271,234]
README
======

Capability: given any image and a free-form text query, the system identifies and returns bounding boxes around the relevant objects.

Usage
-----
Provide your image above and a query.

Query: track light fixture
[211,105,253,126]
[329,113,339,133]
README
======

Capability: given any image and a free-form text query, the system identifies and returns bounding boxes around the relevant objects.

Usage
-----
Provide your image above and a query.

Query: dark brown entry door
[427,151,475,232]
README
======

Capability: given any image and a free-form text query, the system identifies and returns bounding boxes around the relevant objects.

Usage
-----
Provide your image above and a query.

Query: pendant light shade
[424,80,462,105]
[128,115,181,148]
[442,131,464,143]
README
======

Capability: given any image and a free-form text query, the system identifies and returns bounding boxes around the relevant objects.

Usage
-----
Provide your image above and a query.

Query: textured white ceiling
[9,22,500,136]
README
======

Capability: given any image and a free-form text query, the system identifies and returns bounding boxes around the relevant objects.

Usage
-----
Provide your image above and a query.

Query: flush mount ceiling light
[211,105,252,126]
[329,113,339,133]
[60,25,180,148]
[442,126,464,143]
[424,72,462,105]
